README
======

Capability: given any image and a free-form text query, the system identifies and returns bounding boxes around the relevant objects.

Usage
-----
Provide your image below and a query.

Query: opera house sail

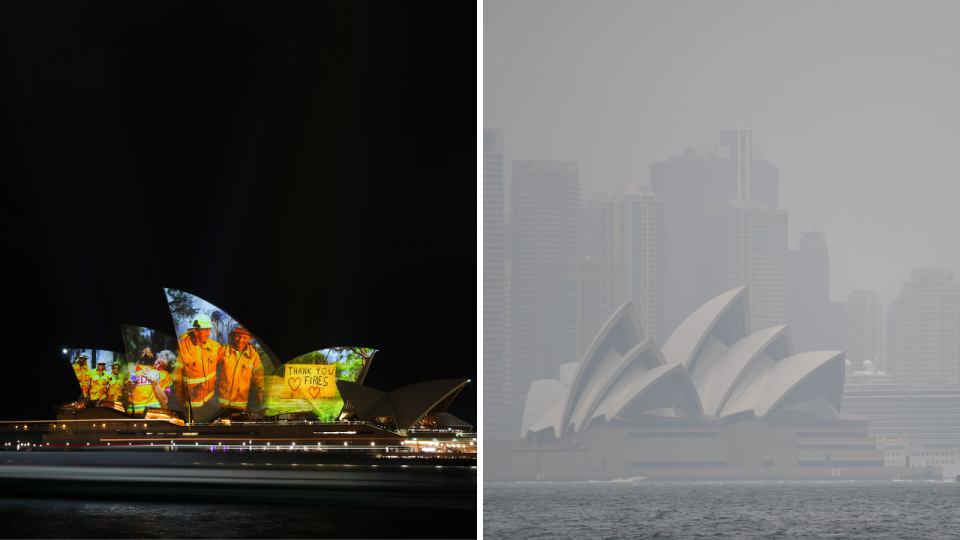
[30,289,475,455]
[488,287,943,481]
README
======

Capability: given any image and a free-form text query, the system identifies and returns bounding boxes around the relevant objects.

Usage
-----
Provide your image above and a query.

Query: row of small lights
[14,421,472,435]
[402,441,473,447]
[17,421,472,436]
[13,424,154,429]
[19,428,474,440]
[8,441,474,459]
[6,441,451,449]
[13,429,475,442]
[4,443,474,454]
[7,438,475,447]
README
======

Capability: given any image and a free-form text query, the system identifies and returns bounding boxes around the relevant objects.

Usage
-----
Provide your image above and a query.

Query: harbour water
[0,453,475,538]
[484,479,958,539]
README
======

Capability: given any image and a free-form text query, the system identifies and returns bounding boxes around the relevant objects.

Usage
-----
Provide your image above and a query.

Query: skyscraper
[597,184,666,341]
[787,232,832,353]
[539,257,629,367]
[581,191,604,259]
[887,268,960,387]
[699,199,788,332]
[482,128,509,440]
[825,301,846,352]
[717,129,779,210]
[651,129,779,336]
[509,159,581,437]
[844,290,884,371]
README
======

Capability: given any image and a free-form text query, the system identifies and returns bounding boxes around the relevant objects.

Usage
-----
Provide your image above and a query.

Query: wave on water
[485,478,960,539]
[586,476,647,483]
[488,476,648,484]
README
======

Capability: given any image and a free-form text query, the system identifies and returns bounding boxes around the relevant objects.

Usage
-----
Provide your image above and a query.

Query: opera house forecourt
[486,287,943,481]
[3,289,474,456]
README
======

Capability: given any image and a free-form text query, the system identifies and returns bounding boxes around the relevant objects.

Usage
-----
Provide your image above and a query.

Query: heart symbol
[308,386,321,399]
[288,377,301,391]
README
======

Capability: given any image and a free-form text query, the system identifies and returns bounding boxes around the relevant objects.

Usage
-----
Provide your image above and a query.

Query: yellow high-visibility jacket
[89,369,111,400]
[177,333,221,407]
[130,364,172,413]
[216,345,264,409]
[73,364,92,398]
[106,373,124,402]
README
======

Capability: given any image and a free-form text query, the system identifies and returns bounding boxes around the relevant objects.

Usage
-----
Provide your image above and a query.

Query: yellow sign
[283,364,337,399]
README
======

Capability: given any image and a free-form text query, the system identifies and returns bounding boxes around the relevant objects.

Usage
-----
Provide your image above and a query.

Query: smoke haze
[483,0,960,304]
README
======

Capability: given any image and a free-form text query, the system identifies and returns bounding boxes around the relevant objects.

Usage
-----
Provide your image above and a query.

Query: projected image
[165,289,277,421]
[66,349,127,402]
[263,347,376,420]
[121,325,185,417]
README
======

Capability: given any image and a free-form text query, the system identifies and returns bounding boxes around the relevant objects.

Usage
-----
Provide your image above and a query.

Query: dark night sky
[0,4,475,425]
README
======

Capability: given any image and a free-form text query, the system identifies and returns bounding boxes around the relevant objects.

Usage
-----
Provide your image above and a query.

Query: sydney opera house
[31,378,475,454]
[3,289,475,456]
[486,287,941,480]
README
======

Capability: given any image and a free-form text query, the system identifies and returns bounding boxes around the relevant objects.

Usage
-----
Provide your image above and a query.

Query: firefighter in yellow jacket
[216,325,264,410]
[123,348,174,414]
[106,362,124,402]
[72,353,92,399]
[177,313,221,415]
[89,361,111,401]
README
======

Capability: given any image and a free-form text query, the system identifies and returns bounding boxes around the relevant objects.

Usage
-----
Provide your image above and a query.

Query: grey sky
[483,0,960,305]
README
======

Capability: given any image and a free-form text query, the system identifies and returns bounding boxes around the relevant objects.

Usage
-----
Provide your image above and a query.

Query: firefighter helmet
[189,313,214,330]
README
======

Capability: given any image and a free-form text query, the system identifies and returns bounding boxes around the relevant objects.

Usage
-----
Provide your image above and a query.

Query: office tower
[581,191,603,259]
[482,128,509,441]
[845,290,884,370]
[510,159,581,437]
[699,199,788,332]
[651,129,779,336]
[887,268,960,387]
[539,257,629,368]
[825,301,846,352]
[597,184,666,341]
[787,232,832,353]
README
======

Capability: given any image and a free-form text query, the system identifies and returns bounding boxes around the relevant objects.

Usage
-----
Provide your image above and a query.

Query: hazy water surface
[0,494,473,539]
[484,479,958,539]
[0,462,475,539]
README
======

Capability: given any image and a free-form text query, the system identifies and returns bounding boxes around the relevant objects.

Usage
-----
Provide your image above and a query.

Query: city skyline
[483,0,960,307]
[483,124,958,441]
